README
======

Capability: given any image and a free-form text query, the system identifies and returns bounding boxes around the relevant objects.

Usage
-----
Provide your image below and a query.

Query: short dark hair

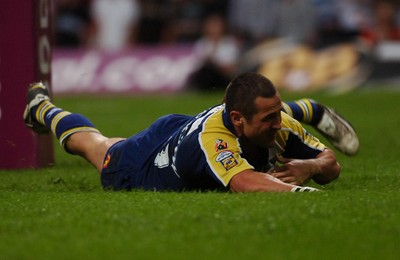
[223,72,277,120]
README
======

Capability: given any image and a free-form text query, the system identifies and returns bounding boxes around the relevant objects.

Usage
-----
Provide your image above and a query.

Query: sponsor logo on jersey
[215,139,228,151]
[216,151,238,170]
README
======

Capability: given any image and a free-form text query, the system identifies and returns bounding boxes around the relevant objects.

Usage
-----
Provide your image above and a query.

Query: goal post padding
[0,0,54,169]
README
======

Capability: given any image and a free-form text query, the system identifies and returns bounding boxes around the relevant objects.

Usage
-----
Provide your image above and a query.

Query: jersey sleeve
[199,113,253,187]
[200,132,254,187]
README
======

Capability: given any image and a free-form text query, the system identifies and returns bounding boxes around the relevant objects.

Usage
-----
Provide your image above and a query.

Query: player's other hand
[271,156,315,185]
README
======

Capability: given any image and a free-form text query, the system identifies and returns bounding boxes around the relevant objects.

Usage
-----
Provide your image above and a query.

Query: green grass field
[1,88,399,259]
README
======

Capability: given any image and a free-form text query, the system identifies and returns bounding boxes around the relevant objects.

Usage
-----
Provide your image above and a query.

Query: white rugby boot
[316,107,359,156]
[23,82,51,134]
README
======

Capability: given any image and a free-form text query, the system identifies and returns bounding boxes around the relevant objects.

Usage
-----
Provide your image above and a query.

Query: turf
[1,89,399,259]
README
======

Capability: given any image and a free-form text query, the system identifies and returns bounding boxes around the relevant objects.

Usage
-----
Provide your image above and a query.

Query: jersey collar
[222,104,238,136]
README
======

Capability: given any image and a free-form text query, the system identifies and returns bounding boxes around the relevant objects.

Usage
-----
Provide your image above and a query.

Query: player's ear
[230,110,244,127]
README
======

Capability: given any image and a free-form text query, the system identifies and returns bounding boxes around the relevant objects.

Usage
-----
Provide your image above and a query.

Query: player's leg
[23,82,123,172]
[282,99,324,125]
[65,132,124,172]
[282,98,359,156]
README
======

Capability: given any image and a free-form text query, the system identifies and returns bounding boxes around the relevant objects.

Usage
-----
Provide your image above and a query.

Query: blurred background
[52,0,400,94]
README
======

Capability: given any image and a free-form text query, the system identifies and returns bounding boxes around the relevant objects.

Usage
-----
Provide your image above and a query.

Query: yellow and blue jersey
[101,104,326,191]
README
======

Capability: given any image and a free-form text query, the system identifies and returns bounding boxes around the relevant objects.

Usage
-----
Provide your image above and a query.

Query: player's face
[242,94,282,148]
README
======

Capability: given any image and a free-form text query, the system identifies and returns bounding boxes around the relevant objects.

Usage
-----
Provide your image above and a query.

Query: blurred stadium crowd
[55,0,400,49]
[53,0,400,91]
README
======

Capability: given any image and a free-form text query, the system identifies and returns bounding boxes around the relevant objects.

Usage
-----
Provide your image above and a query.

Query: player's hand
[271,156,316,185]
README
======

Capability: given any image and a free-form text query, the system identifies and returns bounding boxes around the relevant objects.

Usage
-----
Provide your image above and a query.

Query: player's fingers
[272,165,287,173]
[277,175,303,185]
[270,170,286,179]
[281,177,295,184]
[274,174,292,183]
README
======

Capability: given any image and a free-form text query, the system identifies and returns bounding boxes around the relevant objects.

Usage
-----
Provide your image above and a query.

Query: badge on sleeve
[215,139,228,151]
[216,151,238,170]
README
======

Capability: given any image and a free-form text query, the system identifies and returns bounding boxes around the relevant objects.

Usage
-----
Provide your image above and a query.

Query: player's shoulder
[277,111,326,151]
[280,111,303,131]
[277,111,310,143]
[199,104,239,148]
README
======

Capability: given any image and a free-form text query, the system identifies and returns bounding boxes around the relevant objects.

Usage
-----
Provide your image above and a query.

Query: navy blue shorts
[100,114,192,191]
[100,140,134,190]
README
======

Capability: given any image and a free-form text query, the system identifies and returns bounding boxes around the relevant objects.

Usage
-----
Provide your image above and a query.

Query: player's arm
[310,148,341,184]
[273,148,341,185]
[273,113,341,185]
[229,169,319,192]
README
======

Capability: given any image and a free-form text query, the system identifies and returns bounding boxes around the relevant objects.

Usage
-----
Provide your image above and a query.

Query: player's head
[223,72,282,148]
[223,72,277,120]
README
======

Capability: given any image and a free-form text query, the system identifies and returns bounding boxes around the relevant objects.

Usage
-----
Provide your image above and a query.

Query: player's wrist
[291,186,320,192]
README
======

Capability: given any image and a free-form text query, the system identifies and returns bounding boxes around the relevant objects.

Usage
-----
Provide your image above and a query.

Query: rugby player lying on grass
[23,72,359,192]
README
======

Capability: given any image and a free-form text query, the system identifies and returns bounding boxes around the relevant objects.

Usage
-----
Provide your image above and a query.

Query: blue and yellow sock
[33,100,100,151]
[282,99,324,126]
